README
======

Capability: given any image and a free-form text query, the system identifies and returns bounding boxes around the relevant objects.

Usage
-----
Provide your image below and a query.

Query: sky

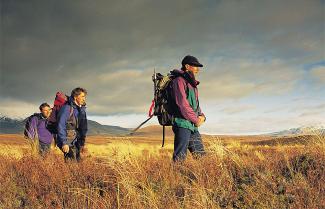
[1,0,324,134]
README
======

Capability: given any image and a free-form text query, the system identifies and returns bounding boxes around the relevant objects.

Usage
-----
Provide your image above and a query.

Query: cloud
[1,0,323,122]
[310,66,325,84]
[299,103,325,117]
[199,58,304,100]
[0,98,37,119]
[201,110,325,135]
[81,69,154,115]
[221,104,256,114]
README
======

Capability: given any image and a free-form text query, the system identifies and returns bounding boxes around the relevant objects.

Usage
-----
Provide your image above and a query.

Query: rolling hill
[130,125,173,136]
[0,116,130,136]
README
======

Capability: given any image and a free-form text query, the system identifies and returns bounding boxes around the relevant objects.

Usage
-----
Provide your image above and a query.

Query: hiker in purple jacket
[170,55,206,161]
[25,103,53,155]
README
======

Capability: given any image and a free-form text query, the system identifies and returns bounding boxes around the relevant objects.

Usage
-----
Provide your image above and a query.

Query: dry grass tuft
[0,134,324,208]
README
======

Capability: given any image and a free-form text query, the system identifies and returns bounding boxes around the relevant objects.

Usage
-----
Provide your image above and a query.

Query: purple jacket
[170,69,204,125]
[27,115,53,144]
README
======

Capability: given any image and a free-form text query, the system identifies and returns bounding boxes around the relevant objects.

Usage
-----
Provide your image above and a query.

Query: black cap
[181,55,203,67]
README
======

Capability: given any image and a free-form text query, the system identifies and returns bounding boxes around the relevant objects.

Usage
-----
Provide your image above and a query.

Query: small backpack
[24,113,42,139]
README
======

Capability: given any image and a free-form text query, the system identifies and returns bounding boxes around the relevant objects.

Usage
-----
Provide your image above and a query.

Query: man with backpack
[24,103,53,155]
[169,55,206,161]
[56,87,88,162]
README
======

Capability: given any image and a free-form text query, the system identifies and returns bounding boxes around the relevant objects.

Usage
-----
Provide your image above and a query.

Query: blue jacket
[57,97,88,147]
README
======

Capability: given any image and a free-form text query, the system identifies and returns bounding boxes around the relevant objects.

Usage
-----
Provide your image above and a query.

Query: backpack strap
[148,99,155,117]
[69,106,74,119]
[162,125,165,147]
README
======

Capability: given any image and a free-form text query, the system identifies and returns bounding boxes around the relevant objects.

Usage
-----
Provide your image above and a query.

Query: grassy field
[0,133,324,208]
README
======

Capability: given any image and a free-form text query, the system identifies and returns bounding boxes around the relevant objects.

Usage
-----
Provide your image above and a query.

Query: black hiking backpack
[152,72,176,126]
[131,70,182,147]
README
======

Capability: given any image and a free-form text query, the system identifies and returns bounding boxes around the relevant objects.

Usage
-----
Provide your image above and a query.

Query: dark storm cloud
[0,0,324,117]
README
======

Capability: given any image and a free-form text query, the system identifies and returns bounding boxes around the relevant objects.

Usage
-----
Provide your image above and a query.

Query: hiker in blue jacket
[57,87,88,162]
[25,103,53,155]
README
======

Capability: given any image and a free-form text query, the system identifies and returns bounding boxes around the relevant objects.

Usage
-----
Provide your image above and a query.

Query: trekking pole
[129,115,153,135]
[130,69,157,135]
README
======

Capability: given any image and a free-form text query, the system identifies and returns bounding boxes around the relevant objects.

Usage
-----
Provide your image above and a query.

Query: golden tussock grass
[0,134,324,208]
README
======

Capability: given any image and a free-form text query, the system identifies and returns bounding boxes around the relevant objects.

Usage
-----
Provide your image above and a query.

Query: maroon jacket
[170,69,204,125]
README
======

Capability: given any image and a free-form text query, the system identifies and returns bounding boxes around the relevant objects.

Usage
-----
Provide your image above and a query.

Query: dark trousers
[39,141,51,156]
[172,126,205,162]
[64,143,81,162]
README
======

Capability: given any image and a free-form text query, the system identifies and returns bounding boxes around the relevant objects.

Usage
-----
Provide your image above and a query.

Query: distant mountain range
[1,116,324,136]
[268,126,325,136]
[0,116,130,136]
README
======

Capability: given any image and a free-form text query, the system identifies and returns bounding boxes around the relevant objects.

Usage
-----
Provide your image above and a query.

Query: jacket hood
[170,69,200,87]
